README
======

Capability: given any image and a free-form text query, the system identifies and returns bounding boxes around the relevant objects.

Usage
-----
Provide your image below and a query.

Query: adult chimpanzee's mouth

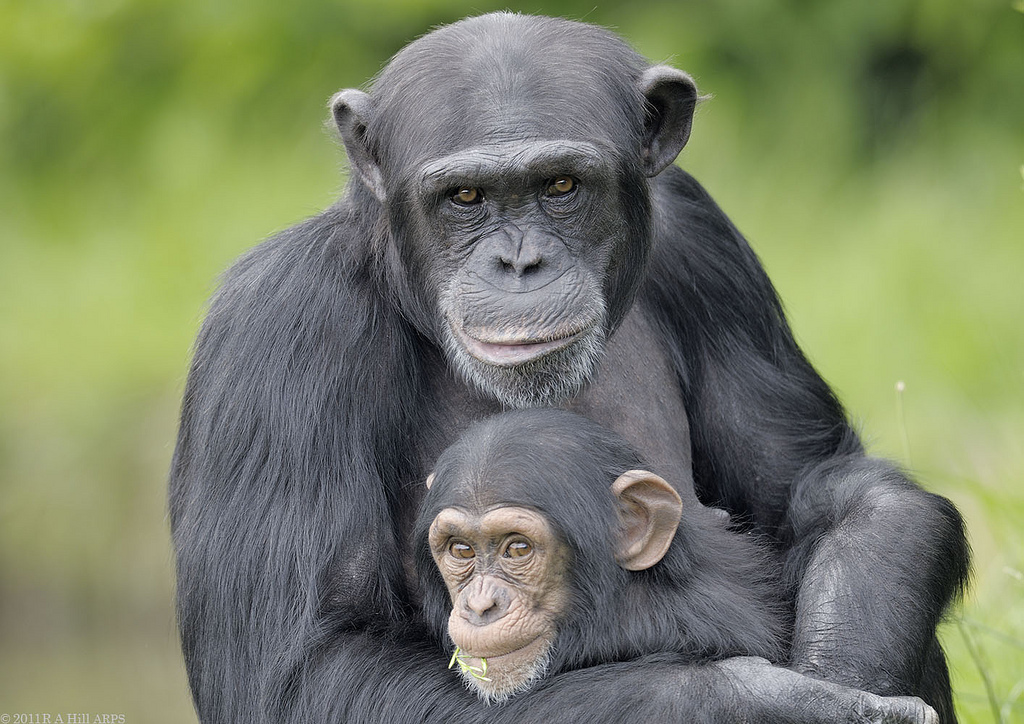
[455,327,582,366]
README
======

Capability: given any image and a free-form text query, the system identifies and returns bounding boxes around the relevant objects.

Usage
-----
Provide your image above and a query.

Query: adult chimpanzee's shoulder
[177,201,416,489]
[641,165,853,517]
[644,165,789,359]
[651,165,732,227]
[650,166,769,280]
[199,203,399,367]
[213,204,373,315]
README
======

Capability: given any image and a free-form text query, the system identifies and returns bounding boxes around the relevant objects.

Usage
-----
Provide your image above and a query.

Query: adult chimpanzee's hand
[717,657,939,724]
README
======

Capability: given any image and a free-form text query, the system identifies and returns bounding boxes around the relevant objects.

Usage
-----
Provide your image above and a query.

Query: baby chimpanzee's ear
[610,470,683,571]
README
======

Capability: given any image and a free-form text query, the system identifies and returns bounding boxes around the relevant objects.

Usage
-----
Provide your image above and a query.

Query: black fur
[170,12,969,724]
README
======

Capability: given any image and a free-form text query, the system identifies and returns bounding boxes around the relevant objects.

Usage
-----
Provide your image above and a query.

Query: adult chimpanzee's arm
[646,167,969,703]
[784,457,967,697]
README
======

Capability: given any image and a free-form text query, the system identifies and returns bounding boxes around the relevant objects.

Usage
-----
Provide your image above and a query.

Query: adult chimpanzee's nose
[497,227,546,278]
[498,245,542,277]
[462,578,511,625]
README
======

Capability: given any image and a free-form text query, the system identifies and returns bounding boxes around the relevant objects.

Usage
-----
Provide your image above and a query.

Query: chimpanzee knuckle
[918,701,939,724]
[854,692,938,724]
[888,696,938,724]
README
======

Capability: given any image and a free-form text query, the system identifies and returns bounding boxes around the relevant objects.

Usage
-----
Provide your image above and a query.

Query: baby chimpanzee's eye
[449,541,475,559]
[504,539,532,558]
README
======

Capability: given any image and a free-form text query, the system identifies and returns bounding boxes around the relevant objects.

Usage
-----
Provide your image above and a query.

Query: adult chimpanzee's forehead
[378,13,647,92]
[366,13,648,170]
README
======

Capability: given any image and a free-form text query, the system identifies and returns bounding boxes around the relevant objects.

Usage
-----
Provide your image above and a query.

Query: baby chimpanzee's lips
[457,634,551,664]
[456,328,580,366]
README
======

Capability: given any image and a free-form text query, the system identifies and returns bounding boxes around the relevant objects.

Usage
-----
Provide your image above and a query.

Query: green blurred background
[0,0,1021,721]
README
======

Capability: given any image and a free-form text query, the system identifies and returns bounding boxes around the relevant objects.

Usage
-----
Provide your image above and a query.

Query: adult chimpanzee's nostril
[520,257,542,275]
[498,252,543,278]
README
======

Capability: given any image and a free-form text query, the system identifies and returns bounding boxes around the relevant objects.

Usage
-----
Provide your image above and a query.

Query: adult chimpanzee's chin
[443,323,606,409]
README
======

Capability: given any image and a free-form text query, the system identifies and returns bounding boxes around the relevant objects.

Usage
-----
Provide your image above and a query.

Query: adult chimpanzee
[170,12,968,724]
[416,409,792,701]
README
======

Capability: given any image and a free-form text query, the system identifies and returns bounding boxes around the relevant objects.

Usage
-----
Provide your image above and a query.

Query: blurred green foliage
[1,0,1021,721]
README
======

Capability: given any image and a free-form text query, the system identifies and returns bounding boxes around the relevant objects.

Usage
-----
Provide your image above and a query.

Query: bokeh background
[1,0,1021,721]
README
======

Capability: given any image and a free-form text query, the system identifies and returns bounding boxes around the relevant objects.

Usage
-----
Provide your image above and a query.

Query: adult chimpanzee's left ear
[610,469,683,571]
[639,65,699,177]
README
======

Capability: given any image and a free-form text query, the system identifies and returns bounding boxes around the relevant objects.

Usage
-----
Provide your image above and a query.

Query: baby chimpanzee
[414,408,790,702]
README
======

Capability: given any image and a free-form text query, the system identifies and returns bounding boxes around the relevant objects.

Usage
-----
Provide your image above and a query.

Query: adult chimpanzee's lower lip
[456,328,580,366]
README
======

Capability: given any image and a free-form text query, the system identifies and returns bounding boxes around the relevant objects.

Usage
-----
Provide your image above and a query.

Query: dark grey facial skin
[422,140,618,407]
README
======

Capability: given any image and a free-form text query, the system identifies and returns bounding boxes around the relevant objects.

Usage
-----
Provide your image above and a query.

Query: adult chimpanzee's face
[330,17,698,407]
[411,139,627,408]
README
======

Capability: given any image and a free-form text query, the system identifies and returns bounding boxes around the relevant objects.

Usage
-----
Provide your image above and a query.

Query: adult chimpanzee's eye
[452,187,483,206]
[504,539,532,558]
[449,541,475,559]
[545,177,575,197]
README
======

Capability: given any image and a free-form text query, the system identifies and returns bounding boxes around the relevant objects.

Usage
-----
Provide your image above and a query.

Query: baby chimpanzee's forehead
[429,505,555,541]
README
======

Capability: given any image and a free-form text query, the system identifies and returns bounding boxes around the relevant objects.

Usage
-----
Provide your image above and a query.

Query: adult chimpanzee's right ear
[330,89,386,202]
[610,469,683,571]
[638,66,699,177]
